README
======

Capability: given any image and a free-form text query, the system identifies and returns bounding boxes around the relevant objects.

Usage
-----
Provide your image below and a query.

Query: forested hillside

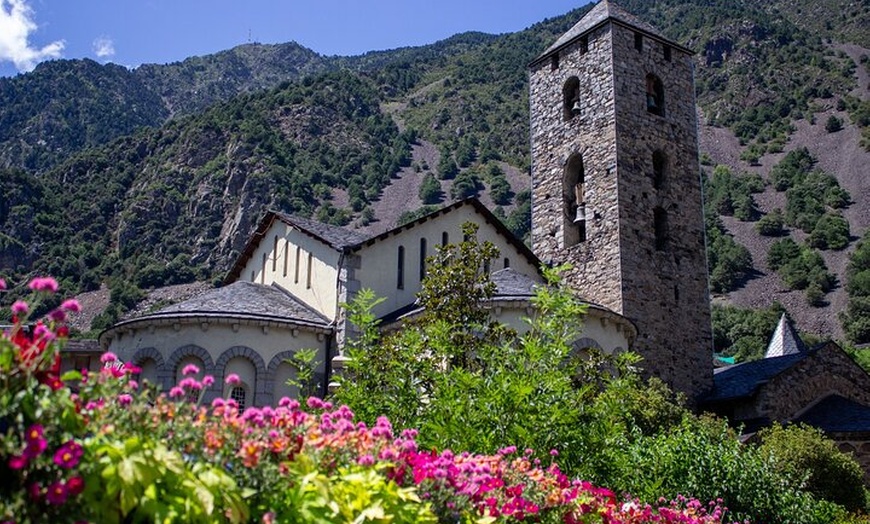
[0,0,867,349]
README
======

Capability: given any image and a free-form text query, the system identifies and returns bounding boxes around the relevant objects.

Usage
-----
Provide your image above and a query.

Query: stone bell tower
[528,0,713,399]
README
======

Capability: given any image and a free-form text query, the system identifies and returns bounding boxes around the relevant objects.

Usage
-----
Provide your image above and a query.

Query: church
[97,0,870,471]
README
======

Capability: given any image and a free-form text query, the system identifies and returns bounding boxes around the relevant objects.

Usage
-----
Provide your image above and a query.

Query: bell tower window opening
[562,76,581,121]
[634,32,643,52]
[664,45,672,62]
[646,74,665,117]
[652,150,667,190]
[654,207,668,251]
[563,154,587,247]
[550,54,559,71]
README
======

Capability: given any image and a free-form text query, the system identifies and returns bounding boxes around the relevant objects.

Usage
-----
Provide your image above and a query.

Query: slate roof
[704,348,819,403]
[273,212,369,251]
[63,339,102,353]
[490,268,541,299]
[764,313,807,358]
[796,395,870,433]
[138,281,330,327]
[534,0,690,64]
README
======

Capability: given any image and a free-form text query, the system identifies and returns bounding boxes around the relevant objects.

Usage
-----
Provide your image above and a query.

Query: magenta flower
[202,375,215,387]
[179,377,202,390]
[27,482,41,501]
[28,277,59,293]
[53,441,83,469]
[127,380,139,390]
[8,454,28,470]
[100,352,118,363]
[182,363,200,376]
[225,373,241,386]
[48,309,67,322]
[25,424,44,443]
[61,299,81,313]
[11,300,28,315]
[45,481,68,505]
[169,386,184,398]
[66,476,85,496]
[33,323,55,341]
[0,278,5,290]
[117,394,133,406]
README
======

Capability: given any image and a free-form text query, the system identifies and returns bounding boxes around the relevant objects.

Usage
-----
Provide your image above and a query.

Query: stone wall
[834,437,870,483]
[529,18,713,400]
[759,344,870,422]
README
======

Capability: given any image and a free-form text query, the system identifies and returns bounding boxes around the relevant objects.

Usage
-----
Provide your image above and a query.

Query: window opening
[419,238,427,281]
[563,154,587,247]
[251,271,255,282]
[634,32,643,51]
[646,74,665,117]
[664,45,672,62]
[261,253,267,284]
[272,236,278,271]
[652,151,667,190]
[562,77,581,121]
[483,259,490,275]
[441,232,449,246]
[504,257,510,269]
[397,246,405,289]
[580,36,588,54]
[295,246,301,284]
[550,54,559,71]
[654,208,668,251]
[283,240,289,277]
[230,386,246,414]
[306,252,313,289]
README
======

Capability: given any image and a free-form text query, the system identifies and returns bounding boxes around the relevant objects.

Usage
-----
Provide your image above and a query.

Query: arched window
[652,150,667,190]
[230,386,246,414]
[562,77,581,121]
[646,74,665,117]
[654,207,668,251]
[397,246,405,289]
[504,257,510,269]
[563,153,586,247]
[306,252,313,289]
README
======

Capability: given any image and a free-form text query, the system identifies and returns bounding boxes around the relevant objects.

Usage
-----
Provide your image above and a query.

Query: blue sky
[0,0,590,78]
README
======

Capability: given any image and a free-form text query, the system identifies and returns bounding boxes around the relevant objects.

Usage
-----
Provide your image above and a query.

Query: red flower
[66,476,85,496]
[45,481,68,505]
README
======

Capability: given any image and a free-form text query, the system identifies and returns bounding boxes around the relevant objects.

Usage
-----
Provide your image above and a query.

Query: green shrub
[808,213,850,250]
[712,303,787,362]
[417,173,442,205]
[756,209,786,236]
[825,115,843,132]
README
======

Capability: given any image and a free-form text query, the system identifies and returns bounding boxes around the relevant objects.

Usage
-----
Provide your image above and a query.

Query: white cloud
[0,0,64,72]
[93,36,115,59]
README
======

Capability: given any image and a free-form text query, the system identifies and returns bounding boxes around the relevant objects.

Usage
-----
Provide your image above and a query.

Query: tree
[417,173,442,204]
[824,115,842,132]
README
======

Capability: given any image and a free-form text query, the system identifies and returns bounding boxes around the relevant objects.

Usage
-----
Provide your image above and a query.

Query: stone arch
[562,76,581,121]
[215,346,267,406]
[130,347,165,389]
[563,153,586,247]
[267,350,299,404]
[164,345,214,391]
[645,73,665,116]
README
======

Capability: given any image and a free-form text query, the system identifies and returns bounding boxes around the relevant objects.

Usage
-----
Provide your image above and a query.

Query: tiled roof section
[273,212,369,250]
[764,313,806,358]
[63,339,101,353]
[536,0,688,63]
[796,395,870,433]
[490,268,542,299]
[704,349,818,402]
[153,281,329,326]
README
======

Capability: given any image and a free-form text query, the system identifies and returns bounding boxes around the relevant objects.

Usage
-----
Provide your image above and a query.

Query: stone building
[528,0,712,399]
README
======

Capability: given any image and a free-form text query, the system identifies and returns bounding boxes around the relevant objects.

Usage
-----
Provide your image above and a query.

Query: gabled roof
[704,348,819,403]
[532,0,691,65]
[796,395,870,434]
[350,199,542,272]
[490,268,541,300]
[764,313,806,358]
[226,198,542,285]
[114,281,330,329]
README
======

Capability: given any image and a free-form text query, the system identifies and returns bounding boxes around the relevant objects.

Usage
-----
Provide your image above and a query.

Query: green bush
[825,115,843,132]
[712,303,788,362]
[417,173,442,205]
[758,424,867,512]
[756,209,786,236]
[706,215,753,293]
[808,213,850,250]
[842,231,870,343]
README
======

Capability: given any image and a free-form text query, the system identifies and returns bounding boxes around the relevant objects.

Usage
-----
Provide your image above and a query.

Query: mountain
[0,0,867,347]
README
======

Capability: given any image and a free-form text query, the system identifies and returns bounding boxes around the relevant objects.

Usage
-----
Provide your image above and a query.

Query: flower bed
[0,278,727,523]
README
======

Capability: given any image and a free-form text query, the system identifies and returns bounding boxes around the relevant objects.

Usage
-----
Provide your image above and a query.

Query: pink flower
[225,373,241,386]
[202,375,215,387]
[61,299,81,313]
[48,309,67,322]
[179,377,203,390]
[25,424,44,443]
[33,323,55,341]
[127,380,139,390]
[182,363,200,376]
[0,278,5,290]
[45,481,68,505]
[211,398,226,408]
[117,394,133,406]
[28,277,59,293]
[53,441,83,469]
[169,386,184,398]
[11,300,28,315]
[100,352,118,363]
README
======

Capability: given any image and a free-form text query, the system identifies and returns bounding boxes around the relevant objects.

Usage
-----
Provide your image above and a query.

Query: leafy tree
[706,215,753,293]
[436,150,459,180]
[712,303,787,362]
[756,209,786,236]
[824,115,843,132]
[841,231,870,343]
[488,176,512,206]
[807,213,850,250]
[417,173,442,205]
[449,170,481,200]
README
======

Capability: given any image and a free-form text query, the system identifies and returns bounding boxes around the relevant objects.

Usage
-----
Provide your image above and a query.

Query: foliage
[807,213,850,250]
[712,303,789,361]
[418,173,443,205]
[825,115,843,132]
[704,165,764,221]
[768,238,836,303]
[504,190,532,241]
[705,214,753,294]
[758,424,867,512]
[756,208,787,236]
[450,169,482,200]
[841,231,870,343]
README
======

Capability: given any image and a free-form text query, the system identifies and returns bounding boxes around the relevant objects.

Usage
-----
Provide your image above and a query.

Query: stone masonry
[529,1,713,399]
